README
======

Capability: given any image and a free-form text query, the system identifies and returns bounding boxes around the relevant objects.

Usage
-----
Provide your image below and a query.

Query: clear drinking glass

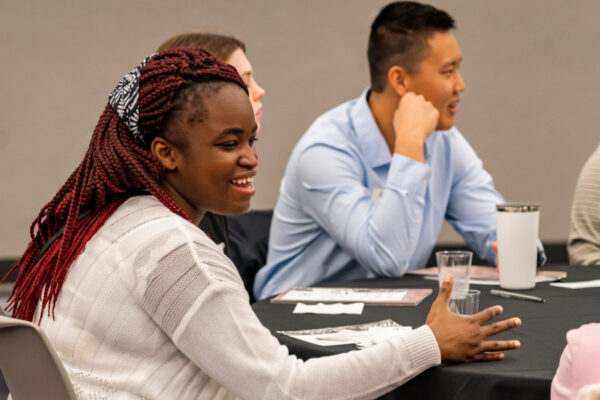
[449,289,480,315]
[436,250,473,300]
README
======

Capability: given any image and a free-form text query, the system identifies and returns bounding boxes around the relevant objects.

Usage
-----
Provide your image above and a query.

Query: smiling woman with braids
[2,47,521,399]
[158,33,266,301]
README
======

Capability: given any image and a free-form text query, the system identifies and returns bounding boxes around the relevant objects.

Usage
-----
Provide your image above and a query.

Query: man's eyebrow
[442,57,462,68]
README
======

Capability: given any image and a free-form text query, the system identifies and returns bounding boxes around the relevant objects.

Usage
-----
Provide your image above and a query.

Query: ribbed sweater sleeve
[156,219,441,400]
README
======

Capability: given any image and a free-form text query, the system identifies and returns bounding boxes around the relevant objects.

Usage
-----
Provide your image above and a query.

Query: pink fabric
[551,323,600,400]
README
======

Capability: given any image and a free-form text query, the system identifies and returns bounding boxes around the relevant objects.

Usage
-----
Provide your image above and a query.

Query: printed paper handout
[271,287,432,306]
[278,319,412,347]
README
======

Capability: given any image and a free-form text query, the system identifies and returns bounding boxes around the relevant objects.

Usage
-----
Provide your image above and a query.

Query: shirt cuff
[388,154,431,192]
[400,325,441,372]
[537,240,547,266]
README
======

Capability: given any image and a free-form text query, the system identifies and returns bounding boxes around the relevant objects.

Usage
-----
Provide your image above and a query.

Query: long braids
[3,48,246,321]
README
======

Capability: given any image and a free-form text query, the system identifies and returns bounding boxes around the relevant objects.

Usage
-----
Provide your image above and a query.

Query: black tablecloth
[252,265,600,400]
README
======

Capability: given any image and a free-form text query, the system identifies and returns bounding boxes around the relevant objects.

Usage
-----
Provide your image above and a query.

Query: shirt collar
[350,89,392,169]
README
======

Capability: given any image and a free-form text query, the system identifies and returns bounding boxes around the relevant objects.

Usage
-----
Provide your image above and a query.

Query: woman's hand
[426,273,521,362]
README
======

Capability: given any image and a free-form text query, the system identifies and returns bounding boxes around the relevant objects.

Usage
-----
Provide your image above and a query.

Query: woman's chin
[212,202,252,217]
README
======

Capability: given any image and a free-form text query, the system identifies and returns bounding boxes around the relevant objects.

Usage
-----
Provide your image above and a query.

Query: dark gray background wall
[1,0,598,257]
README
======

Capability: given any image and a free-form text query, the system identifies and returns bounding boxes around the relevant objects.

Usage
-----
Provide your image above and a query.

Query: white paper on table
[279,319,412,347]
[278,287,406,303]
[550,279,600,289]
[469,274,561,285]
[293,302,364,315]
[424,274,562,286]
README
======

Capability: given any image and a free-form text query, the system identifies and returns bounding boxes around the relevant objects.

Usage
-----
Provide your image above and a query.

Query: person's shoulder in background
[199,211,273,303]
[568,144,600,265]
[199,212,231,251]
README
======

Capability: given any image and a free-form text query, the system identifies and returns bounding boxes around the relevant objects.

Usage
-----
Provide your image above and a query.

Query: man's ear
[150,136,178,171]
[387,65,410,96]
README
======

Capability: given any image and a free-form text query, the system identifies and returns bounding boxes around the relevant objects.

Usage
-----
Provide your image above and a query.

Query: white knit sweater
[37,196,440,399]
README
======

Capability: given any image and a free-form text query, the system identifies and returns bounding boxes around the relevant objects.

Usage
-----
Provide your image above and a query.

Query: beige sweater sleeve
[145,221,441,400]
[568,145,600,265]
[173,283,440,400]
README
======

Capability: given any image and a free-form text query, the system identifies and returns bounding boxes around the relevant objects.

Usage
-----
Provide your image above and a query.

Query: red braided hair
[2,48,247,321]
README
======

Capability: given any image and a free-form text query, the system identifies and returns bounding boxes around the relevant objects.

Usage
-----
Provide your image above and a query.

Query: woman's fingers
[477,340,521,354]
[469,351,505,362]
[479,317,522,338]
[471,305,504,324]
[465,340,520,362]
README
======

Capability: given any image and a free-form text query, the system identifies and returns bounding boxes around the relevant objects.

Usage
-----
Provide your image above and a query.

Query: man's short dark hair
[368,1,455,92]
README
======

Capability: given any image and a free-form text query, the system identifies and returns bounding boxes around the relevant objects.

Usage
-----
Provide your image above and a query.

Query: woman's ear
[387,65,410,96]
[150,137,178,171]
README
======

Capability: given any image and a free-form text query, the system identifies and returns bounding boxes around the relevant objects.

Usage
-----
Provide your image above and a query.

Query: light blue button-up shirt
[254,90,505,300]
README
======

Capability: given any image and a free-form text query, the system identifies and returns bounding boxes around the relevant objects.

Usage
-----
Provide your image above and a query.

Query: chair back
[228,210,273,302]
[0,315,76,400]
[0,371,7,400]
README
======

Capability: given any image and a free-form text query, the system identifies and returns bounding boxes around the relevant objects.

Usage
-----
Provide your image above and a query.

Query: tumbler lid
[496,203,539,212]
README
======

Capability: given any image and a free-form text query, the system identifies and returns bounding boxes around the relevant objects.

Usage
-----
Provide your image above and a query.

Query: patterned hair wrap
[108,54,155,146]
[108,49,247,146]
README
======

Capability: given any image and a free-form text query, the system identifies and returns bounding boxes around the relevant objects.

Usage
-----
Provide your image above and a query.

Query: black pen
[490,289,546,303]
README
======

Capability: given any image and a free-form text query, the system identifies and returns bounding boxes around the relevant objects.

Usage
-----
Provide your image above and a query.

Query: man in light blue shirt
[254,2,540,300]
